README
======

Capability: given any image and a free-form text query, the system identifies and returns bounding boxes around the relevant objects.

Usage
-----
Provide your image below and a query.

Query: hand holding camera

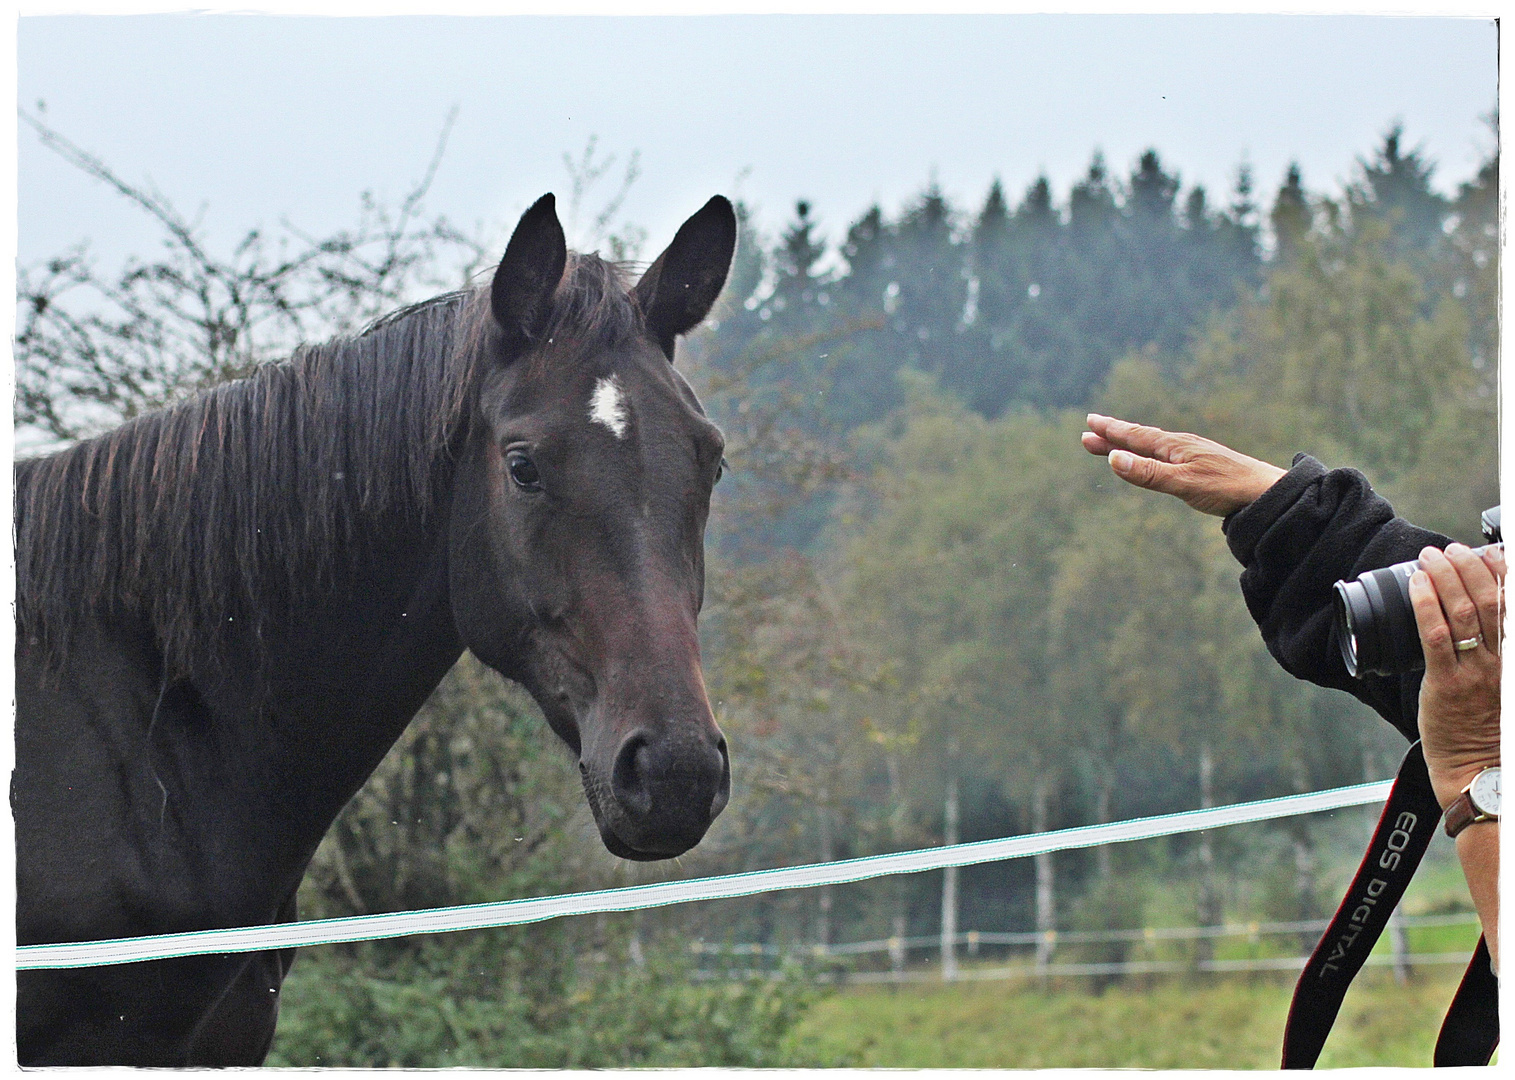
[1409,539,1502,973]
[1407,541,1503,812]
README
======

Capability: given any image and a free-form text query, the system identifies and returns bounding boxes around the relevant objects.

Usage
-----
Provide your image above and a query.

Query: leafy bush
[268,934,826,1068]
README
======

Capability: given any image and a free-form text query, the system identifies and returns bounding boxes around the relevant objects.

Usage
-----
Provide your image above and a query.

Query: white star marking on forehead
[589,375,629,439]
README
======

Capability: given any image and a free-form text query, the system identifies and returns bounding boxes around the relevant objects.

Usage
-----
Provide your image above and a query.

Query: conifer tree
[1183,185,1210,233]
[838,204,889,304]
[1270,163,1311,263]
[966,179,1013,348]
[1068,152,1117,235]
[888,184,968,387]
[1017,176,1056,222]
[962,178,1037,412]
[1011,175,1063,293]
[1349,123,1449,254]
[772,199,828,317]
[1128,149,1181,226]
[973,173,1079,410]
[975,178,1011,246]
[1219,163,1262,273]
[1123,149,1186,329]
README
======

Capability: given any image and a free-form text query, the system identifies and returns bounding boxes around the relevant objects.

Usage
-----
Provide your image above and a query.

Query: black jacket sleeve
[1220,454,1451,743]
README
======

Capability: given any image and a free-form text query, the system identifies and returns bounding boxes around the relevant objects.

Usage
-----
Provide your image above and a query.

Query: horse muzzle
[580,725,730,861]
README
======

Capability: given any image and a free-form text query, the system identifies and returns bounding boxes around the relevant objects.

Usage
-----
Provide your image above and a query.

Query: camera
[1333,506,1501,678]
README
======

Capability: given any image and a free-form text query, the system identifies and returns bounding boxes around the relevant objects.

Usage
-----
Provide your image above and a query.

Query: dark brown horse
[13,194,737,1065]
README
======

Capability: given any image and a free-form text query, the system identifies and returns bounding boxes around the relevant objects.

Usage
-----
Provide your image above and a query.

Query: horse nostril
[605,729,729,846]
[610,733,654,819]
[709,737,731,821]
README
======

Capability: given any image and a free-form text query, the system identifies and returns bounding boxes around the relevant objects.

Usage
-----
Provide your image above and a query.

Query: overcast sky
[17,14,1499,271]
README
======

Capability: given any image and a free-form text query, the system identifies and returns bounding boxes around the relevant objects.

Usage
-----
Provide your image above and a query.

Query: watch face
[1469,767,1501,817]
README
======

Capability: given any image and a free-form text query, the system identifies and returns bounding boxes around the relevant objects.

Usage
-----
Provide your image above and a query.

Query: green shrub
[268,934,826,1068]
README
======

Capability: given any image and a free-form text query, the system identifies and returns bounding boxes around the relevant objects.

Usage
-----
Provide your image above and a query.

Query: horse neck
[186,491,466,877]
[170,317,478,861]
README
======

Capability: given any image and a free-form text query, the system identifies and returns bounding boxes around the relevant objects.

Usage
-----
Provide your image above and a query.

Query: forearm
[1430,753,1501,976]
[1224,455,1448,740]
[1455,822,1499,972]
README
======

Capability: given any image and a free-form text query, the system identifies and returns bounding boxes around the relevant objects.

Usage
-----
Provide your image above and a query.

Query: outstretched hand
[1082,414,1287,517]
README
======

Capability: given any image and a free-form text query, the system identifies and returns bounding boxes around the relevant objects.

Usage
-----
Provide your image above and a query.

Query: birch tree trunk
[817,784,834,951]
[889,915,907,981]
[1389,911,1411,984]
[1095,704,1122,880]
[941,762,960,982]
[1095,764,1115,880]
[1032,772,1056,978]
[1195,741,1219,969]
[1291,756,1317,955]
[887,752,907,980]
[629,911,645,968]
[1292,828,1317,954]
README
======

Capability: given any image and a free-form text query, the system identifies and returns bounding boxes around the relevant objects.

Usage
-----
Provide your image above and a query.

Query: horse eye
[715,457,729,485]
[506,451,542,492]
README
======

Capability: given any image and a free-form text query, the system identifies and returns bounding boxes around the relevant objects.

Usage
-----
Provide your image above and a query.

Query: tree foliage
[708,147,1265,429]
[15,109,490,449]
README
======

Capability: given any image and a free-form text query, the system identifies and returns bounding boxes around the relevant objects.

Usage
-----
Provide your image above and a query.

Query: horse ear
[634,196,737,359]
[490,193,567,351]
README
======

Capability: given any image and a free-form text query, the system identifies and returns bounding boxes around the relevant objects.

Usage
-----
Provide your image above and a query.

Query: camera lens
[1481,505,1501,544]
[1332,559,1423,678]
[1332,510,1501,680]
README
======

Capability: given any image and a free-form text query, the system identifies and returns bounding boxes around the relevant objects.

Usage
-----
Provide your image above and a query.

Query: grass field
[783,965,1487,1068]
[780,856,1489,1070]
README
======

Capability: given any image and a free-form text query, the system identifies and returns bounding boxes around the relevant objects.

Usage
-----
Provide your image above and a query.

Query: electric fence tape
[16,779,1393,970]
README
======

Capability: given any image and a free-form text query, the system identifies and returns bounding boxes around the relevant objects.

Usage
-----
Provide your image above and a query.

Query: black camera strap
[1434,934,1499,1066]
[1281,741,1499,1068]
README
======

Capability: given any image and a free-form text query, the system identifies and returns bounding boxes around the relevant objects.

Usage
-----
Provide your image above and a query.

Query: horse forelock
[14,252,645,676]
[523,252,645,378]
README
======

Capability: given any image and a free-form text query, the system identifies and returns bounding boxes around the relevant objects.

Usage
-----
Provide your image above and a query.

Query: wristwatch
[1444,766,1501,838]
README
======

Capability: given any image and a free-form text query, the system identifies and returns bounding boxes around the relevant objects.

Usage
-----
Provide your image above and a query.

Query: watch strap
[1444,769,1499,838]
[1444,791,1483,837]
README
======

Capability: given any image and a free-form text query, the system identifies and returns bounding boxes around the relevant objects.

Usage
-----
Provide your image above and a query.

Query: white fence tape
[15,778,1392,971]
[690,911,1481,958]
[823,951,1478,984]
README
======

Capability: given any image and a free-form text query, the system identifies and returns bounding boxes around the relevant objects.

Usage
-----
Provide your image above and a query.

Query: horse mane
[16,253,641,675]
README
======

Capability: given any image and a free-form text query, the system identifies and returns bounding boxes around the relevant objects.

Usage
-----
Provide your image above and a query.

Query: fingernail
[1110,450,1133,474]
[1087,413,1104,424]
[1447,542,1470,555]
[1410,570,1428,586]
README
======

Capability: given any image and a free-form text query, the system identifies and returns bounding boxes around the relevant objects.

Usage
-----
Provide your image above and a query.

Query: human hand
[1081,414,1287,517]
[1410,543,1503,810]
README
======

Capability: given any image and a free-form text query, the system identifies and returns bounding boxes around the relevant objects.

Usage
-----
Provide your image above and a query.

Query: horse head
[449,194,736,861]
